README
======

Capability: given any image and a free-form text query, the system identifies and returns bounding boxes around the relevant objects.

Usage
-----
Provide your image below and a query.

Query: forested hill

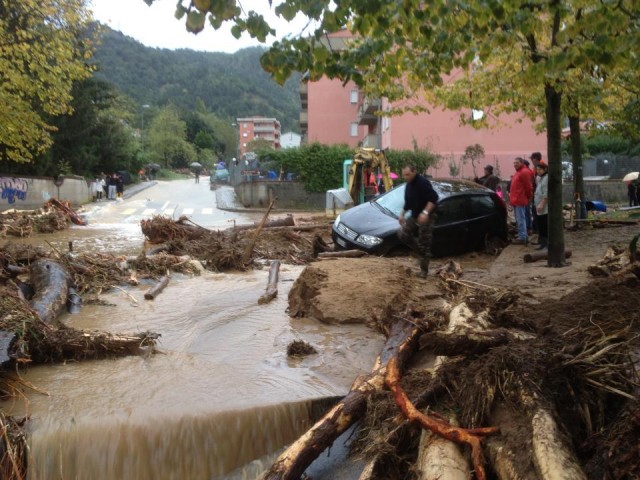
[92,25,301,132]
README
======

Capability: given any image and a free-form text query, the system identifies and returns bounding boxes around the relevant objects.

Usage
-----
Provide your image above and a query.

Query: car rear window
[469,195,496,217]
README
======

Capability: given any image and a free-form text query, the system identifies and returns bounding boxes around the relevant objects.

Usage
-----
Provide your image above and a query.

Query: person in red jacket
[509,157,534,244]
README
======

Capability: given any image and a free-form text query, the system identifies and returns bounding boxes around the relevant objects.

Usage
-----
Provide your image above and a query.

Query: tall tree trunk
[545,84,566,267]
[568,112,586,219]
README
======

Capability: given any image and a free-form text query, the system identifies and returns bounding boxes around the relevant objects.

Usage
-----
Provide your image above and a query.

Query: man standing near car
[509,157,533,244]
[398,164,439,277]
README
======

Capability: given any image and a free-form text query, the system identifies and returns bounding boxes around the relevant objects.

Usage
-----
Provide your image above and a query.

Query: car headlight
[333,215,341,229]
[356,234,383,246]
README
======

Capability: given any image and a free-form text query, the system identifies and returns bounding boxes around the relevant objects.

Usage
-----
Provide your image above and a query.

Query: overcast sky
[89,0,312,54]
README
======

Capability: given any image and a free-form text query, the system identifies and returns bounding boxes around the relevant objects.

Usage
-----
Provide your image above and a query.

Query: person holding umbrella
[191,162,202,183]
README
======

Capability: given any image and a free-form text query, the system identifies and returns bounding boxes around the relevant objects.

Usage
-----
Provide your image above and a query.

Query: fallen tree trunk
[524,250,572,263]
[10,326,159,364]
[317,250,368,259]
[419,328,534,356]
[258,260,280,305]
[47,198,87,226]
[263,319,425,480]
[531,407,587,480]
[28,259,70,325]
[144,275,170,300]
[233,216,295,231]
[417,414,470,480]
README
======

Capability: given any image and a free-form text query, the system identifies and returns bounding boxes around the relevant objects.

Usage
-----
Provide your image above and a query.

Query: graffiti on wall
[0,177,29,204]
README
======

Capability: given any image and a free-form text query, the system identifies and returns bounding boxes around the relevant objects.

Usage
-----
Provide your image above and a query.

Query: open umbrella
[377,172,400,180]
[622,172,639,182]
[190,162,202,168]
[146,163,161,171]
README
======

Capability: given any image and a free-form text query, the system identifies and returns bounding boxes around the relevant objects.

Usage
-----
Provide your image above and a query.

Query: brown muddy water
[2,229,384,479]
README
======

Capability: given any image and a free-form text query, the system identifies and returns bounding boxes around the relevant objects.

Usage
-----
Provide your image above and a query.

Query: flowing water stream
[2,228,383,479]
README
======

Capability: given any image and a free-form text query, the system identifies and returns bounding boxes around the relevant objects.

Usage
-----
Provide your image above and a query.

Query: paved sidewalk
[123,181,157,199]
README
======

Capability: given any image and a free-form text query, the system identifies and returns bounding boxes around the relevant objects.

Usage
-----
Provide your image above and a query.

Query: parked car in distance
[332,179,508,257]
[210,168,230,184]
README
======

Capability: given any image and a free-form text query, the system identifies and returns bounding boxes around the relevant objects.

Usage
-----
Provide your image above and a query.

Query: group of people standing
[92,173,124,202]
[509,152,549,249]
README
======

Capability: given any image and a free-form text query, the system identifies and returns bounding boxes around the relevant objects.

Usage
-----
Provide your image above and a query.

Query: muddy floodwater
[2,225,384,479]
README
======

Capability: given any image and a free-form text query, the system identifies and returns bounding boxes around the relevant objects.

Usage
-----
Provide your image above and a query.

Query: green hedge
[258,143,439,193]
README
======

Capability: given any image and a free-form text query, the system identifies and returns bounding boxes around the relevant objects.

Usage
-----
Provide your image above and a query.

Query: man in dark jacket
[398,164,439,277]
[475,165,500,191]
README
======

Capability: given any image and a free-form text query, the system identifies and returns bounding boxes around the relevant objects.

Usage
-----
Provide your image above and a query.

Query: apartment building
[236,117,281,157]
[300,32,546,178]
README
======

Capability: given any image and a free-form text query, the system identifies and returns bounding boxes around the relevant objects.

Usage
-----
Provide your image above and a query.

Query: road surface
[85,179,261,228]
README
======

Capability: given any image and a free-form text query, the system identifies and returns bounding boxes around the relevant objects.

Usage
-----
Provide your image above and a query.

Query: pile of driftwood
[588,243,640,282]
[140,214,331,270]
[0,250,165,479]
[0,199,87,238]
[262,267,639,480]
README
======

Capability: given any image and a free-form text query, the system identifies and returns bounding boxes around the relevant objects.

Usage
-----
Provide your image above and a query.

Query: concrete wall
[235,180,324,210]
[562,180,629,205]
[0,175,91,211]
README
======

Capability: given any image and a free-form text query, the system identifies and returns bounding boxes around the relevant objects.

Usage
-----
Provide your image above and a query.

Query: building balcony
[254,126,277,133]
[300,111,308,128]
[360,133,381,149]
[358,97,382,126]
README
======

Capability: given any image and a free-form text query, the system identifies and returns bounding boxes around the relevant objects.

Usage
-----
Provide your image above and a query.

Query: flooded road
[1,181,384,478]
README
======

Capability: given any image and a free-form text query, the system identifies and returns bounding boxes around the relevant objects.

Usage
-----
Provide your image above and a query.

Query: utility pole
[141,104,150,163]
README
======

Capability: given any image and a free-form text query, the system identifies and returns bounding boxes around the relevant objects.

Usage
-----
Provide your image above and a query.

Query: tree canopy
[0,0,93,163]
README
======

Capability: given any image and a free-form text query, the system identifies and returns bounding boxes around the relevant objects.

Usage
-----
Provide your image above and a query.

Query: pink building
[300,33,547,179]
[237,116,282,157]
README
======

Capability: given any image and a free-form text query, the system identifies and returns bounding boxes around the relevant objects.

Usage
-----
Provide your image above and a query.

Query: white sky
[89,0,313,53]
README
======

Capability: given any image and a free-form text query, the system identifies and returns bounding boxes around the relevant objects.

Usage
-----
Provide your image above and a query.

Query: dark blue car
[332,179,507,257]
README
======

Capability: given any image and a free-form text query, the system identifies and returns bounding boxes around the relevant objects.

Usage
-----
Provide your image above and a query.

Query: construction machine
[346,148,394,205]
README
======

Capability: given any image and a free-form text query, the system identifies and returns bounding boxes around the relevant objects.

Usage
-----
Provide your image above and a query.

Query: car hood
[339,202,399,237]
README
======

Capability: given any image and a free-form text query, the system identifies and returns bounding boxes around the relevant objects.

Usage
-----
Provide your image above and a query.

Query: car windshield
[374,185,405,217]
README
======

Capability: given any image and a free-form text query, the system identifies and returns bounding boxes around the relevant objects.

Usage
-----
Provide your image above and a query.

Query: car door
[466,194,500,250]
[432,195,470,256]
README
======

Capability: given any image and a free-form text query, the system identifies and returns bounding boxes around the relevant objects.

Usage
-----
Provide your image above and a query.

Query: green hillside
[92,26,301,132]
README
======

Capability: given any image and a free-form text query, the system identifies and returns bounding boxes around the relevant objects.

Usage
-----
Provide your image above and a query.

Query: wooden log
[242,200,274,265]
[144,275,170,300]
[146,244,169,256]
[531,407,587,480]
[258,260,280,305]
[419,328,534,356]
[28,259,70,325]
[232,215,295,231]
[524,250,572,263]
[263,319,425,480]
[317,250,367,258]
[417,415,470,480]
[5,265,28,277]
[47,198,87,226]
[10,327,160,364]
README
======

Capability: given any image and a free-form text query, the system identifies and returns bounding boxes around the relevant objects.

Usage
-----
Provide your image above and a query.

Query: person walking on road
[195,167,201,184]
[534,161,549,250]
[397,164,439,277]
[509,157,533,244]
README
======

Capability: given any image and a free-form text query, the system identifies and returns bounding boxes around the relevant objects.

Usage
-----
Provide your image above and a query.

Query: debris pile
[0,206,68,237]
[274,258,639,480]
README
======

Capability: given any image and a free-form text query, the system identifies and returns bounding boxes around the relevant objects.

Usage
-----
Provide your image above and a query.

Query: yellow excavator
[346,148,394,205]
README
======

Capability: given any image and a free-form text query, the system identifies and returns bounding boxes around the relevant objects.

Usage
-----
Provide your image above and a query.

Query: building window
[243,132,248,137]
[383,116,390,130]
[350,122,358,137]
[243,123,248,128]
[243,143,247,147]
[350,90,358,104]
